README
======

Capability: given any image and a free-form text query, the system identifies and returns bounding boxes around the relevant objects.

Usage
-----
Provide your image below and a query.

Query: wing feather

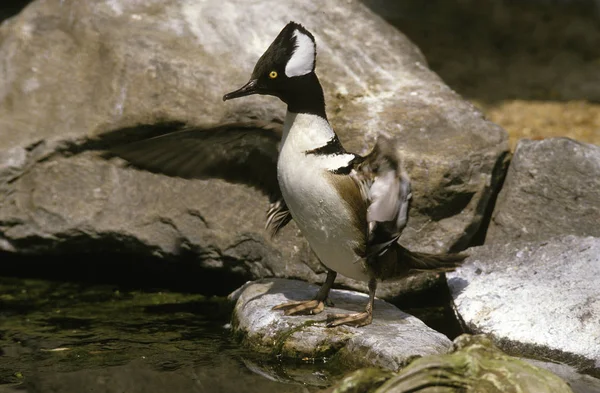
[354,134,411,258]
[106,121,292,236]
[358,135,467,279]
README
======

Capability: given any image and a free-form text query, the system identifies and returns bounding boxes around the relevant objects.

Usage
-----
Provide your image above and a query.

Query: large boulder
[0,0,507,292]
[486,138,600,244]
[447,236,600,377]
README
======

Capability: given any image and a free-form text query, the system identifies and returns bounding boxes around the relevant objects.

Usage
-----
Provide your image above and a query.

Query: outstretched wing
[106,121,291,237]
[356,135,467,278]
[353,134,411,258]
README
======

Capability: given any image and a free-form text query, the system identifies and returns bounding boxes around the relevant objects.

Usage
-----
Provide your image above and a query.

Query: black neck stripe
[329,163,353,175]
[304,135,346,156]
[329,153,363,175]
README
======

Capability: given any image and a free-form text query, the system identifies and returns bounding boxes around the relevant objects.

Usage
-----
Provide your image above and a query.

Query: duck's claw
[272,299,325,315]
[325,311,373,327]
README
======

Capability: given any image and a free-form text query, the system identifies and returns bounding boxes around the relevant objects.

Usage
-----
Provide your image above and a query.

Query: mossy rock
[328,335,573,393]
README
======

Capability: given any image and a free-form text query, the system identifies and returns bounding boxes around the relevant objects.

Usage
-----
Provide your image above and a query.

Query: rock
[371,335,572,393]
[447,236,600,377]
[324,368,394,393]
[230,279,453,370]
[326,335,576,393]
[0,0,507,292]
[486,138,600,244]
[524,359,600,393]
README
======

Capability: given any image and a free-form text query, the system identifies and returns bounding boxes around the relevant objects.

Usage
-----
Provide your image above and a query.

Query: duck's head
[223,21,318,105]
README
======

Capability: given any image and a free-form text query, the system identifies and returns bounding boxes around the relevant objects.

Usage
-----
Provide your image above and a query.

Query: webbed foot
[326,311,373,327]
[272,299,325,315]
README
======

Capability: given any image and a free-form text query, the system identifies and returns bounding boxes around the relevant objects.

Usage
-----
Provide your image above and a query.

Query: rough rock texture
[230,279,453,370]
[447,236,600,377]
[328,335,574,393]
[486,138,600,244]
[324,368,395,393]
[0,0,507,290]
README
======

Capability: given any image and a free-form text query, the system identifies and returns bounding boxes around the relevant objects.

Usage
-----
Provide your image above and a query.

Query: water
[0,278,336,393]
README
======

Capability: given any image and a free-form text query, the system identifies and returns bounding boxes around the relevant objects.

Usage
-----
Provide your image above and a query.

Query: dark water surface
[0,278,334,393]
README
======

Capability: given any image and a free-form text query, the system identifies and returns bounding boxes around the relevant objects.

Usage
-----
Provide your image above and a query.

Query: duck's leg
[326,278,376,327]
[272,269,337,315]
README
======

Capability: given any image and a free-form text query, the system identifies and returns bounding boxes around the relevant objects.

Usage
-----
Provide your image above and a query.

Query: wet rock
[326,335,576,393]
[486,138,600,244]
[230,279,453,370]
[0,0,507,292]
[324,368,394,393]
[447,236,600,377]
[371,335,572,393]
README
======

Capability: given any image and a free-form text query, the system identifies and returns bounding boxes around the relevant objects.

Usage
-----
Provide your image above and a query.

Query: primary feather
[106,121,292,237]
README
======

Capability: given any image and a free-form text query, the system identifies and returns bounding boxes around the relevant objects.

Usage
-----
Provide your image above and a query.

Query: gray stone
[230,279,453,371]
[447,236,600,377]
[525,359,600,393]
[0,0,507,292]
[486,138,600,244]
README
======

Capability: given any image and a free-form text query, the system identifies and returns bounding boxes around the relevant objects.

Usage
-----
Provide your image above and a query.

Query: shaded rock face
[447,236,600,377]
[0,0,507,291]
[486,138,600,244]
[230,279,453,371]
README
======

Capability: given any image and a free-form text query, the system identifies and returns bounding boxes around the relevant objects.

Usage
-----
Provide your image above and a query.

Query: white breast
[277,112,370,282]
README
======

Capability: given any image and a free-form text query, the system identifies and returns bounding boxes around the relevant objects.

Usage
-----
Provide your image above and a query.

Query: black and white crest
[251,22,316,80]
[285,24,316,77]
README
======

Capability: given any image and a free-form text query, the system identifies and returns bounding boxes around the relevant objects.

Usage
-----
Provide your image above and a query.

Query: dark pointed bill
[223,79,259,101]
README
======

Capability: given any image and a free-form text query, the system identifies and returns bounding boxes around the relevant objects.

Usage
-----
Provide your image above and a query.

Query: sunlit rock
[448,236,600,377]
[230,279,453,370]
[0,0,507,297]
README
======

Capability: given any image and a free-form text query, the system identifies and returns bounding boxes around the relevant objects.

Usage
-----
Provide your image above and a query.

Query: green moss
[329,368,394,393]
[372,335,573,393]
[273,319,322,356]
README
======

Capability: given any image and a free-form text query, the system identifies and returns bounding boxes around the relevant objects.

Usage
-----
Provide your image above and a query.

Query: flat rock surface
[447,236,600,377]
[0,0,507,295]
[231,279,453,371]
[486,138,600,244]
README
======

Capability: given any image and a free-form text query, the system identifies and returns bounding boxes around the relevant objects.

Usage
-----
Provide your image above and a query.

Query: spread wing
[353,134,412,259]
[356,134,466,278]
[105,121,291,237]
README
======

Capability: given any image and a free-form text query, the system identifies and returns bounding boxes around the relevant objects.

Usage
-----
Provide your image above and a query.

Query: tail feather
[398,245,467,272]
[369,243,468,280]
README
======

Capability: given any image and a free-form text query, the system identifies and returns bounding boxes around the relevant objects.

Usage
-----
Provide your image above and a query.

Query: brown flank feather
[325,171,368,258]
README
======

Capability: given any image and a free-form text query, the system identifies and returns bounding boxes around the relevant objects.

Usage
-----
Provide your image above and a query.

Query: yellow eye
[269,70,278,79]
